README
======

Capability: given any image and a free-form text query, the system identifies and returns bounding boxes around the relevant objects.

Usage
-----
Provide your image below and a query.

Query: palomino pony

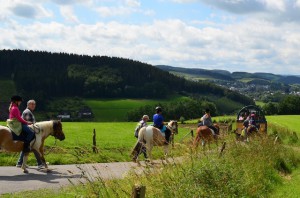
[193,124,220,148]
[131,120,178,164]
[0,120,65,173]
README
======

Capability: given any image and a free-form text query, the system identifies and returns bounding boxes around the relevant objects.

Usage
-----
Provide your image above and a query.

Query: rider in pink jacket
[9,95,34,152]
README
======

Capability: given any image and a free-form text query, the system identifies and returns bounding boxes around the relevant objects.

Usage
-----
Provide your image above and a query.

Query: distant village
[211,79,300,102]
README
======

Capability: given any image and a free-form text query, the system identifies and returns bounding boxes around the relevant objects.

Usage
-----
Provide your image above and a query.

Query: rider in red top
[9,95,34,152]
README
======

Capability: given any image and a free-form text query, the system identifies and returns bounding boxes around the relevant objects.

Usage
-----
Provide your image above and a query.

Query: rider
[8,95,34,153]
[243,113,257,134]
[16,99,43,169]
[198,109,218,135]
[153,106,171,144]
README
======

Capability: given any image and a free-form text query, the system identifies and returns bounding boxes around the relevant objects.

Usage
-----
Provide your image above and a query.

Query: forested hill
[0,49,252,107]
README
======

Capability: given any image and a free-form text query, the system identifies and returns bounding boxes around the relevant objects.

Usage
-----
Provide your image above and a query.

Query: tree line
[263,95,300,115]
[126,97,217,122]
[0,49,253,114]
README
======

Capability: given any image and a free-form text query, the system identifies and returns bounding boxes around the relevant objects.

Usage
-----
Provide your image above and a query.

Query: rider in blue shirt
[153,106,171,144]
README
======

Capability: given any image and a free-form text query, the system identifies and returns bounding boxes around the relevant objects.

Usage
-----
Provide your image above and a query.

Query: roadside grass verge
[4,134,299,197]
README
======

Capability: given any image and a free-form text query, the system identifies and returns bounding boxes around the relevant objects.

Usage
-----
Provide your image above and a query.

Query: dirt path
[0,161,147,195]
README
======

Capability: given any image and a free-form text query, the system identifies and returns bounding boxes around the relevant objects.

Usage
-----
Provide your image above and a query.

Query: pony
[193,124,220,148]
[131,120,178,164]
[0,120,65,173]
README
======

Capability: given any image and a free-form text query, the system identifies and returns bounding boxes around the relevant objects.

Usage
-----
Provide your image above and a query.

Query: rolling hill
[0,49,254,118]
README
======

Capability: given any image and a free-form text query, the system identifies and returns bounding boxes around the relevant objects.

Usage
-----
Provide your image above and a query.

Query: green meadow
[84,96,188,122]
[1,115,300,197]
[0,121,192,166]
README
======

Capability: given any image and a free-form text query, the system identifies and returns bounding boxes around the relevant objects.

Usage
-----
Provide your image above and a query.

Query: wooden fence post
[191,129,194,137]
[219,141,226,157]
[131,185,146,198]
[92,129,98,153]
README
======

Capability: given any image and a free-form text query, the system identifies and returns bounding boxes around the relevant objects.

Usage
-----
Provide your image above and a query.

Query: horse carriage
[235,105,267,136]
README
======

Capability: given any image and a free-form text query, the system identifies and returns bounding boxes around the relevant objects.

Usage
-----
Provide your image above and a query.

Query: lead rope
[44,138,57,155]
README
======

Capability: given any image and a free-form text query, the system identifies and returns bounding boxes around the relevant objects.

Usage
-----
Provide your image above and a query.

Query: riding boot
[23,142,31,153]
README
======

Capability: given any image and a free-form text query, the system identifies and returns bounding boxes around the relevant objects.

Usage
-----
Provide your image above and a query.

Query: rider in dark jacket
[153,106,171,144]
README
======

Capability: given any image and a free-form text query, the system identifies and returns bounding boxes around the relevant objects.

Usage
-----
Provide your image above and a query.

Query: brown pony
[131,120,178,164]
[0,120,65,173]
[193,124,220,148]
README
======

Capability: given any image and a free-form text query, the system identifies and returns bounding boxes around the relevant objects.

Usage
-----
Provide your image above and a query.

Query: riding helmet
[11,95,23,102]
[155,106,162,112]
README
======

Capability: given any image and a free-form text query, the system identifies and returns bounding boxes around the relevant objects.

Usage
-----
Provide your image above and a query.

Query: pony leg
[39,142,48,169]
[193,135,200,148]
[22,153,29,173]
[163,144,169,162]
[145,142,153,164]
[201,139,205,147]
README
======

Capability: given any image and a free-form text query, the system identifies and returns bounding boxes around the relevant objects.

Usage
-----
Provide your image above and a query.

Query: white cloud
[125,0,141,7]
[198,0,300,24]
[1,0,300,74]
[60,6,80,24]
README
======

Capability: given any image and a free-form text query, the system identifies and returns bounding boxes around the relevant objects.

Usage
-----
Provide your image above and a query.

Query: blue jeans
[17,150,43,166]
[22,124,35,143]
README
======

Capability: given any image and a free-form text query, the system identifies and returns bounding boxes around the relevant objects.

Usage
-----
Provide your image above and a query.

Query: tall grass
[7,135,298,197]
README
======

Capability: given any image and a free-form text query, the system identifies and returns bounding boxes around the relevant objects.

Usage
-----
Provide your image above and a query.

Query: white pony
[131,120,178,164]
[0,120,65,173]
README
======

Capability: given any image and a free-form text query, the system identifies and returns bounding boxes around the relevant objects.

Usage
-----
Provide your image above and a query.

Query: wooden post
[191,129,194,137]
[92,129,98,153]
[219,141,226,157]
[131,185,146,198]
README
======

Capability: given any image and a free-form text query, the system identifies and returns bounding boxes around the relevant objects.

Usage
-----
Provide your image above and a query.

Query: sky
[1,0,300,75]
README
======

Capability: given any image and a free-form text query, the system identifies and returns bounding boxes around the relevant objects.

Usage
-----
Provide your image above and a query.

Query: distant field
[266,115,300,134]
[84,96,188,122]
[169,71,211,81]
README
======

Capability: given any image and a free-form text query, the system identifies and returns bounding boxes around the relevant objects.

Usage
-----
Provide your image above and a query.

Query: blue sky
[1,0,300,75]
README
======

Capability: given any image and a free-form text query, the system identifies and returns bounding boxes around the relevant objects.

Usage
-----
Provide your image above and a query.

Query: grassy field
[266,115,300,135]
[84,96,188,122]
[0,121,192,166]
[1,116,300,197]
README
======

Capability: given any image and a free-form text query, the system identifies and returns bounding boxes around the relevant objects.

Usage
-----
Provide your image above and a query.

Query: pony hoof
[23,169,29,174]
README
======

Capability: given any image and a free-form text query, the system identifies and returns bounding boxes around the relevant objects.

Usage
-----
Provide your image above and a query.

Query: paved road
[0,161,146,195]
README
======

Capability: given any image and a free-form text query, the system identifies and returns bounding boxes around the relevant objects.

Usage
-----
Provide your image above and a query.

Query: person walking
[133,115,149,159]
[16,99,43,169]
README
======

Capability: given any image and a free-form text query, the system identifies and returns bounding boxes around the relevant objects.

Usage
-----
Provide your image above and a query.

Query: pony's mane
[35,121,53,130]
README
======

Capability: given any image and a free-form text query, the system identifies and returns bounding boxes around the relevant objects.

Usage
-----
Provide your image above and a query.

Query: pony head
[168,120,178,135]
[52,120,65,141]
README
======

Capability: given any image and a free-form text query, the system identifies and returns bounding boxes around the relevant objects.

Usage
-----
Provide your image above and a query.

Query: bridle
[167,120,178,134]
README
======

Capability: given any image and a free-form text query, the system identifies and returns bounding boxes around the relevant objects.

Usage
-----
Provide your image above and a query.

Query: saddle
[9,128,36,142]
